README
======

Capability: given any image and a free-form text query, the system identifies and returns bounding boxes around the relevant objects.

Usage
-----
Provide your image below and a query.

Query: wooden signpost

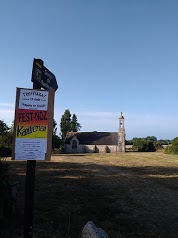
[12,59,58,238]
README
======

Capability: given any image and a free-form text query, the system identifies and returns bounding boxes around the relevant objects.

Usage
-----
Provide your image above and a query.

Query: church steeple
[119,112,125,129]
[118,112,126,153]
[119,112,124,119]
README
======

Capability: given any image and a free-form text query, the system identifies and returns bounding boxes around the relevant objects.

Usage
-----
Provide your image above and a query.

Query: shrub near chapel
[132,138,156,152]
[0,120,13,157]
[165,137,178,154]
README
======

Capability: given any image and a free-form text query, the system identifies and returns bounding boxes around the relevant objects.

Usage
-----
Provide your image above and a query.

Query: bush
[52,148,61,154]
[146,141,156,152]
[133,139,156,152]
[154,142,164,151]
[164,146,172,154]
[165,137,178,154]
[52,135,61,151]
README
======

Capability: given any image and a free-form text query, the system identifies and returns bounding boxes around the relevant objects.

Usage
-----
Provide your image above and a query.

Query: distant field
[3,152,178,238]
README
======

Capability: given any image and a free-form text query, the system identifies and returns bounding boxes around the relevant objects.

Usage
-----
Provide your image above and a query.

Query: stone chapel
[64,112,126,153]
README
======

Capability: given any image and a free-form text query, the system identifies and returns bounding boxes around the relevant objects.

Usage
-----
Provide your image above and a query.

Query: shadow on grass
[4,158,178,238]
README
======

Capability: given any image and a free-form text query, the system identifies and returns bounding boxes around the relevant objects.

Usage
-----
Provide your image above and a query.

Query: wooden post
[23,160,36,238]
[23,63,42,238]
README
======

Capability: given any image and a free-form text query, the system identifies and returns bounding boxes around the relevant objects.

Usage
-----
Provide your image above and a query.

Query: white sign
[19,89,48,110]
[14,88,49,160]
[15,138,47,160]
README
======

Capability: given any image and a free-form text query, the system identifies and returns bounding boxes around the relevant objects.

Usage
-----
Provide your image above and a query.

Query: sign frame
[12,87,54,161]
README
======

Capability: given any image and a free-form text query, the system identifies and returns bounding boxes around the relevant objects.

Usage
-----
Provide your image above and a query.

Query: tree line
[126,136,171,152]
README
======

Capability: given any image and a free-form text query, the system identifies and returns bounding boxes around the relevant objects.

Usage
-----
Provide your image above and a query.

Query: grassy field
[2,152,178,238]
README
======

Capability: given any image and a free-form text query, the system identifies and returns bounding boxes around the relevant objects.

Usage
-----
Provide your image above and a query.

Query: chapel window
[72,140,77,149]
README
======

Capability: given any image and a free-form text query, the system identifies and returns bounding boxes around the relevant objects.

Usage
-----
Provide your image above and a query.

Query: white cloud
[0,102,15,107]
[0,102,15,125]
[0,109,15,125]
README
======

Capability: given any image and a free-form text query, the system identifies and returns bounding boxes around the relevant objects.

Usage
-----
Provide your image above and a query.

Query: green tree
[60,109,72,141]
[53,119,57,135]
[60,110,82,148]
[165,137,178,154]
[52,119,61,150]
[0,120,10,137]
[125,139,133,145]
[0,120,13,157]
[52,135,61,150]
[6,121,14,147]
[158,139,170,145]
[146,136,157,142]
[71,114,81,132]
[133,138,156,152]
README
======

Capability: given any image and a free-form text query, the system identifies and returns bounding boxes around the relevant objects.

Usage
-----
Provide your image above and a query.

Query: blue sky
[0,0,178,140]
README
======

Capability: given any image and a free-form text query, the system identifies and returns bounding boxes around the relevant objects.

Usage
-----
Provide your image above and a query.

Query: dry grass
[3,152,178,238]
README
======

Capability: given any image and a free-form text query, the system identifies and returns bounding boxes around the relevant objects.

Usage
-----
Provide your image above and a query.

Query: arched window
[72,140,77,149]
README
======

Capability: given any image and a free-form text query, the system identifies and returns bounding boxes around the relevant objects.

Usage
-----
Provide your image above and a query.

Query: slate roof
[65,132,118,145]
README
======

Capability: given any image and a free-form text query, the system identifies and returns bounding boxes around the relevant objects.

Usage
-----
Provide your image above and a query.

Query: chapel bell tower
[118,112,126,152]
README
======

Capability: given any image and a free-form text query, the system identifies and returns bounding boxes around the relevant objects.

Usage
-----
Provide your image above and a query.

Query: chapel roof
[65,132,118,145]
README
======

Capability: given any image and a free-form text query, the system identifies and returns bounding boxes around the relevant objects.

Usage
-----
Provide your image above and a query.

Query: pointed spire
[119,112,124,119]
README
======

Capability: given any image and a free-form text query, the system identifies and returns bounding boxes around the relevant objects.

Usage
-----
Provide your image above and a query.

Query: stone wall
[64,144,118,154]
